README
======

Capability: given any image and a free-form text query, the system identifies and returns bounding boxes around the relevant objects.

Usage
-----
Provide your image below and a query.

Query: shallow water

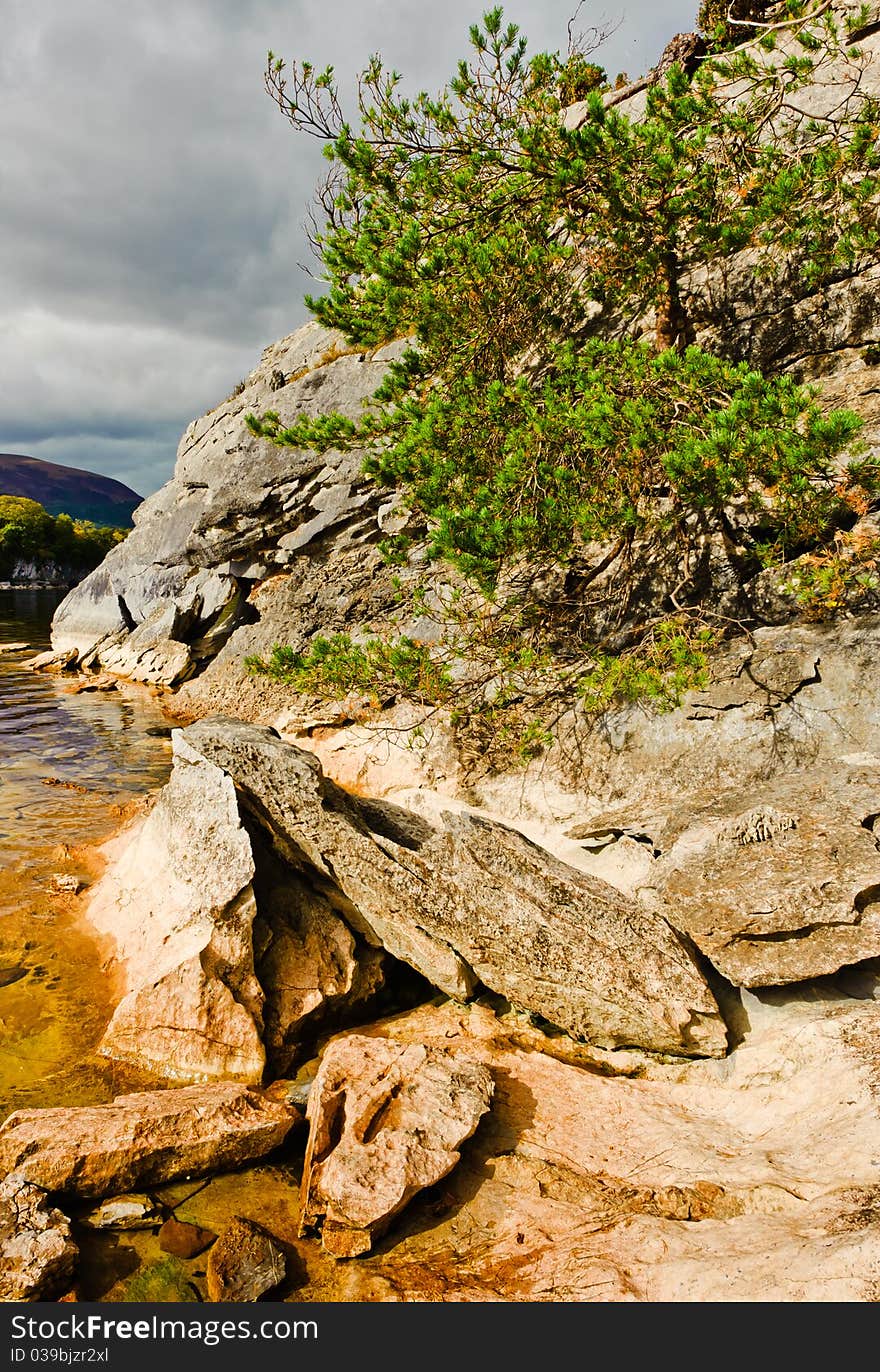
[0,588,173,1115]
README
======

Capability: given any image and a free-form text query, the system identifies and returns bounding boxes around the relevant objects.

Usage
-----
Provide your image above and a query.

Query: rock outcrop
[0,1083,298,1198]
[0,1174,77,1301]
[46,7,880,726]
[300,1035,493,1257]
[313,994,880,1302]
[51,326,406,688]
[651,774,880,987]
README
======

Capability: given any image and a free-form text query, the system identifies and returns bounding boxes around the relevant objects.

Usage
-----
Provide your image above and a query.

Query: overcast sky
[1,0,697,498]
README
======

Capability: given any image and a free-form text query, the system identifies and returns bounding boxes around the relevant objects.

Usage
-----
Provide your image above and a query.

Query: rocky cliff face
[51,325,404,689]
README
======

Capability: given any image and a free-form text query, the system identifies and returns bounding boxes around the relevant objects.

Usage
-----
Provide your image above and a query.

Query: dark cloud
[0,0,697,496]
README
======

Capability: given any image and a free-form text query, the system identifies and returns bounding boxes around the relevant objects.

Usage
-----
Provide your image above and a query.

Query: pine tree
[245,5,880,726]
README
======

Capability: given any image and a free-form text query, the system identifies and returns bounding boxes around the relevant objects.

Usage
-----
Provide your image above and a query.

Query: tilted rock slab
[179,719,728,1057]
[0,1083,298,1199]
[85,737,380,1081]
[0,1174,77,1301]
[651,776,880,987]
[300,1034,494,1257]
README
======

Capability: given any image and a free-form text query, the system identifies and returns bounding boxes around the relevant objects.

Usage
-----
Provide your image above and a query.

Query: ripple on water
[0,588,174,1114]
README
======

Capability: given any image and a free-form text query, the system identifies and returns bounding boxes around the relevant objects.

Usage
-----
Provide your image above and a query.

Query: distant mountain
[0,453,141,527]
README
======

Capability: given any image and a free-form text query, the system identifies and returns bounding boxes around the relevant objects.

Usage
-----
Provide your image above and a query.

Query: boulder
[0,1083,299,1199]
[179,719,728,1057]
[300,1035,494,1257]
[0,1174,78,1301]
[85,747,265,1081]
[205,1218,286,1301]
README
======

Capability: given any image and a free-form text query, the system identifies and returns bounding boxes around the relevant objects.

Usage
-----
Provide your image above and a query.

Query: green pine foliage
[245,634,453,704]
[246,6,880,739]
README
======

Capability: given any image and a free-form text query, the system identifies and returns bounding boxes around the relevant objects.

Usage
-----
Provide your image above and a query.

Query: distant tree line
[0,495,126,579]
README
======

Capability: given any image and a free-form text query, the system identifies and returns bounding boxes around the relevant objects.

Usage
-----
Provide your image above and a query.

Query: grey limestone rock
[177,717,728,1058]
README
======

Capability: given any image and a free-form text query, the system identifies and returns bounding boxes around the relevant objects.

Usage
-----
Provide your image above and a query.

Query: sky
[0,0,698,498]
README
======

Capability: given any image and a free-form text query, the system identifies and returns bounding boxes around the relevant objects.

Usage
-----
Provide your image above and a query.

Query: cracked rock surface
[0,1174,77,1301]
[300,1034,494,1257]
[313,992,880,1302]
[650,775,880,986]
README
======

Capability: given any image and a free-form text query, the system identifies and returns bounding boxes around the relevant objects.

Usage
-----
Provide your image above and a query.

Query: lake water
[0,588,172,1115]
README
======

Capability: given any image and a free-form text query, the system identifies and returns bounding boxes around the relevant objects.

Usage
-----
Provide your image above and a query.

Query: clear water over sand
[0,588,172,1115]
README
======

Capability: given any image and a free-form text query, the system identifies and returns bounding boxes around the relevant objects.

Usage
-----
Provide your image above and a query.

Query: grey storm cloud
[0,0,698,496]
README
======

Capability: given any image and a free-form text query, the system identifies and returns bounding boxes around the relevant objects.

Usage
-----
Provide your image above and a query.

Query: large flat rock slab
[0,1083,299,1199]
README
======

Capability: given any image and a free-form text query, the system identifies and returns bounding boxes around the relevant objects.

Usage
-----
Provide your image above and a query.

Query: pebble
[80,1194,161,1230]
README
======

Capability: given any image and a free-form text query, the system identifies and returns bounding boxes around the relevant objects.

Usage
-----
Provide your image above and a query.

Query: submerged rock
[0,1173,77,1301]
[159,1216,217,1259]
[205,1217,286,1300]
[0,1083,299,1199]
[300,1034,494,1258]
[180,719,728,1057]
[121,1257,199,1303]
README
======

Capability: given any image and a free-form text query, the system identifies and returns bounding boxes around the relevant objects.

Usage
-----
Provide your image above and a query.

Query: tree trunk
[655,250,690,352]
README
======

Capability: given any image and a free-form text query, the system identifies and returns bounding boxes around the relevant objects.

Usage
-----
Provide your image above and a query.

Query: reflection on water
[0,588,173,1115]
[0,589,172,865]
